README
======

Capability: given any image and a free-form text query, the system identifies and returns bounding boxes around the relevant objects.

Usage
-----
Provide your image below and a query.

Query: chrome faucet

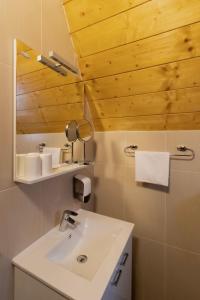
[59,210,78,232]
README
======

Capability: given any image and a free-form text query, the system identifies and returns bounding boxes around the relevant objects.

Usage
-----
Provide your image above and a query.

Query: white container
[24,153,42,179]
[16,154,26,178]
[40,153,52,176]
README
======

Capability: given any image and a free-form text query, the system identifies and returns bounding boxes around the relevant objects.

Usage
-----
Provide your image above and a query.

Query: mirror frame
[77,119,94,143]
[13,39,17,181]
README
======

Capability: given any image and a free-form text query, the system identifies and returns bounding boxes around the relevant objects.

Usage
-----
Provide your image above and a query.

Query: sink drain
[77,255,88,264]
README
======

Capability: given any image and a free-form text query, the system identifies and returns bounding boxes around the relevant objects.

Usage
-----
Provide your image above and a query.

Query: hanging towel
[135,151,170,186]
[43,147,61,168]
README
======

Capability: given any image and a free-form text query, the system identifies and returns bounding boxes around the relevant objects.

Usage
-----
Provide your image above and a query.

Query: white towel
[135,151,170,186]
[43,147,61,168]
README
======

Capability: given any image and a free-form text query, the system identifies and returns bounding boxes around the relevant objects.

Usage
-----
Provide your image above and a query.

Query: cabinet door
[102,236,132,300]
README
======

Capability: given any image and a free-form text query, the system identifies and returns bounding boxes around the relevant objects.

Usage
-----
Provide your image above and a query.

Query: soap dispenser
[73,174,91,203]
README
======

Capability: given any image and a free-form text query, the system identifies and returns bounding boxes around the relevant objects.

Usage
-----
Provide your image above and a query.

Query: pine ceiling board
[90,86,200,119]
[41,103,83,122]
[64,0,150,33]
[85,57,200,101]
[166,112,200,130]
[170,86,200,114]
[16,82,84,111]
[90,91,174,119]
[17,68,79,95]
[80,22,200,80]
[73,0,200,57]
[94,115,167,131]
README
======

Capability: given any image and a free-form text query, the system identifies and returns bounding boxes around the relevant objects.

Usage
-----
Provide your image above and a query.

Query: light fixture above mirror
[37,50,79,77]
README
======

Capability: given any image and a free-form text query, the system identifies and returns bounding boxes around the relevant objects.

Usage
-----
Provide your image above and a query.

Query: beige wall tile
[124,166,166,242]
[166,170,200,253]
[166,246,200,300]
[133,238,165,300]
[94,131,126,165]
[124,131,166,166]
[94,162,126,219]
[166,131,200,172]
[94,130,200,300]
[0,184,43,258]
[0,255,13,300]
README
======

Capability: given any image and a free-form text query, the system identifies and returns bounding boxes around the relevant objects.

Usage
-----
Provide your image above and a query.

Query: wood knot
[188,46,194,52]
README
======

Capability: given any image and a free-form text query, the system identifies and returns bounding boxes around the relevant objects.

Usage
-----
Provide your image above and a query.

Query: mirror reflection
[77,119,93,142]
[65,120,78,142]
[14,39,94,181]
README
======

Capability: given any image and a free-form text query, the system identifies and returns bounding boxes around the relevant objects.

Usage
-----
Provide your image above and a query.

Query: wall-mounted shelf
[15,163,91,185]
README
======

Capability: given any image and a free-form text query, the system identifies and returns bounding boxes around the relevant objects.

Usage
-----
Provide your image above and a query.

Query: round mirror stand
[65,119,94,165]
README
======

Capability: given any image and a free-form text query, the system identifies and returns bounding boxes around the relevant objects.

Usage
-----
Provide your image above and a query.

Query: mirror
[77,119,93,142]
[13,39,87,181]
[65,119,94,164]
[65,120,78,142]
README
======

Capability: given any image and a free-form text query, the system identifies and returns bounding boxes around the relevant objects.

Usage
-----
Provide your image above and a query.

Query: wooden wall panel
[64,0,149,33]
[94,115,167,131]
[80,22,200,80]
[72,0,200,57]
[64,0,200,131]
[85,57,200,100]
[90,87,200,119]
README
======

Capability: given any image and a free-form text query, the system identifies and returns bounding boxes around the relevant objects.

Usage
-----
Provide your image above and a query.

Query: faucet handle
[64,210,78,217]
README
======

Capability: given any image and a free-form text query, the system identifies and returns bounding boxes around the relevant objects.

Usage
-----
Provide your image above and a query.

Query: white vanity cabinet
[14,236,132,300]
[14,268,70,300]
[14,235,132,300]
[102,235,132,300]
[13,210,134,300]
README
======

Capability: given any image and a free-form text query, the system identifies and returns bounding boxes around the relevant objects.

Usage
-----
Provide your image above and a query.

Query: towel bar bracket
[124,145,195,160]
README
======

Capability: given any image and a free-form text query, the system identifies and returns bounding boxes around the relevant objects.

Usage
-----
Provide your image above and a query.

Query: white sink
[13,209,134,300]
[48,212,122,280]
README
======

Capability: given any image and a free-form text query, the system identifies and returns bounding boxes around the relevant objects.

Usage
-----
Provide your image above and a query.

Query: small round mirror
[77,119,93,142]
[65,120,78,142]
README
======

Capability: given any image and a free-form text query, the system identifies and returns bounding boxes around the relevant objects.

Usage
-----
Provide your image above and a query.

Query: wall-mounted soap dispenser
[73,174,91,203]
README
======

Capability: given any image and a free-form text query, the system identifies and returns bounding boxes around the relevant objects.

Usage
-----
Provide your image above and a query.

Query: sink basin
[48,212,122,280]
[13,209,134,300]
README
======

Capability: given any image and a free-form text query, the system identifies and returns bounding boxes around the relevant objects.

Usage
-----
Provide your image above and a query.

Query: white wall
[94,130,200,300]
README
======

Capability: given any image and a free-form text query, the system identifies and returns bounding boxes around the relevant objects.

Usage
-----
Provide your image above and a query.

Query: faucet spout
[59,210,78,232]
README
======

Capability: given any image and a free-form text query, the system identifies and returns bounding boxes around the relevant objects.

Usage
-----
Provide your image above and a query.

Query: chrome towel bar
[124,145,195,160]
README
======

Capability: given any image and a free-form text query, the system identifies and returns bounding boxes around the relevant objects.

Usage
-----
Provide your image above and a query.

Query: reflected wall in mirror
[14,39,90,182]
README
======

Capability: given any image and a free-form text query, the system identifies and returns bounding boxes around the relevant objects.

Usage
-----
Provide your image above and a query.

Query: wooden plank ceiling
[17,0,200,133]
